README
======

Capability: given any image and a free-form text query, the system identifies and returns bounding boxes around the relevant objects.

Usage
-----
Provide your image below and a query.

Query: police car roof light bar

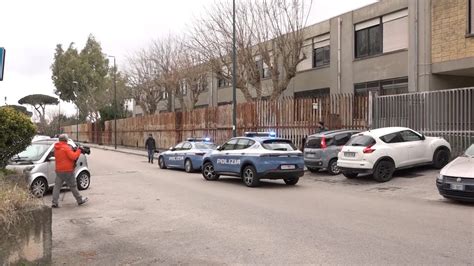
[244,132,277,138]
[187,137,212,142]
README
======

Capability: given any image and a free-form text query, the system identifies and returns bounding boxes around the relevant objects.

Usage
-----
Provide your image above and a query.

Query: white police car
[158,138,217,173]
[201,132,304,187]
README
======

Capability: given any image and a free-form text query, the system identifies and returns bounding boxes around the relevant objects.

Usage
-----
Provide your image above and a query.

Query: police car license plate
[281,164,296,170]
[306,153,315,158]
[344,152,356,157]
[450,184,464,191]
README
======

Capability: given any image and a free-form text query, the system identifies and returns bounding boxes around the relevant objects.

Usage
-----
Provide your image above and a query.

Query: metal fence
[62,94,369,150]
[373,87,474,156]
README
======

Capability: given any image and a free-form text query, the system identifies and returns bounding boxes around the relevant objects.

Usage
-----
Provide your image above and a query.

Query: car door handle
[241,153,245,155]
[225,153,229,155]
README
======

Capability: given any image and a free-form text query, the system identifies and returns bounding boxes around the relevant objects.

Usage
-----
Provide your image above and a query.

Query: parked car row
[159,133,305,187]
[302,126,473,202]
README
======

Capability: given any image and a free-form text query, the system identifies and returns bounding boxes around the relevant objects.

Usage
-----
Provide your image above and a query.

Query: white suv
[337,127,451,182]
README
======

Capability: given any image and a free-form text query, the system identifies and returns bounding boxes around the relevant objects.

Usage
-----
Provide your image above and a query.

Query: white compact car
[337,127,451,182]
[436,144,474,202]
[6,138,91,197]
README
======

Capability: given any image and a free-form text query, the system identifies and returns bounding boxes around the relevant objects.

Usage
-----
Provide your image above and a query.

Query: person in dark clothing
[317,121,329,133]
[145,134,156,163]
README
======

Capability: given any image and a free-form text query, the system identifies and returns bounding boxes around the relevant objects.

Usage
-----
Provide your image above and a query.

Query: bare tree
[251,0,311,99]
[126,49,166,115]
[190,1,260,101]
[190,0,311,101]
[177,47,211,109]
[150,35,210,111]
[150,36,185,111]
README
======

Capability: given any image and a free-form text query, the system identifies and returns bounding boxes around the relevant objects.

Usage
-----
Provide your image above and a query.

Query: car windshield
[262,139,297,151]
[14,143,51,161]
[346,135,376,147]
[194,142,217,149]
[464,144,474,157]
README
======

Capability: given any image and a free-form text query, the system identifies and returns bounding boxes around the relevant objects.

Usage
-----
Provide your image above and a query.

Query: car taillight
[321,137,327,149]
[363,145,375,153]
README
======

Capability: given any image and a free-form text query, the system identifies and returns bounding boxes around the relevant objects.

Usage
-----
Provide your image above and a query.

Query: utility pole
[73,81,79,141]
[232,0,237,137]
[108,55,117,149]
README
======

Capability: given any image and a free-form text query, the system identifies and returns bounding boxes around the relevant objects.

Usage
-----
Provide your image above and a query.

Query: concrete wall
[0,205,52,265]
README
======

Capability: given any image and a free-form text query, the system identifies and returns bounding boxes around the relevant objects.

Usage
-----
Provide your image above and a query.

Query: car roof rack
[244,132,277,138]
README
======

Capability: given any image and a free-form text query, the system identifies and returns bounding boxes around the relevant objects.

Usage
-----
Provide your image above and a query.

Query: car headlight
[23,166,34,173]
[437,174,444,181]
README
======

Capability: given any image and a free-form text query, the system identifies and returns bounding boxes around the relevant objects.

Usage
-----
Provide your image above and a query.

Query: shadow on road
[307,165,437,186]
[211,177,304,190]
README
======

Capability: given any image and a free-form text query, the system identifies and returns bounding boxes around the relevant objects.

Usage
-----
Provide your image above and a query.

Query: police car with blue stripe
[158,138,217,173]
[201,132,304,187]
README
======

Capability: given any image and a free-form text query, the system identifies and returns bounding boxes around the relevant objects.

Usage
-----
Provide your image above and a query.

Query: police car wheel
[202,162,219,180]
[158,156,167,169]
[284,177,299,185]
[242,165,260,187]
[184,159,193,173]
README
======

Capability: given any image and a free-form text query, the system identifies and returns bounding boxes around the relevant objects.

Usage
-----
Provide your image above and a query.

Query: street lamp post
[73,81,79,141]
[108,55,117,149]
[232,0,237,137]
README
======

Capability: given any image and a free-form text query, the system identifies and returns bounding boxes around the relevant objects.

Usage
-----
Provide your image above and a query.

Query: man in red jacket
[51,134,88,208]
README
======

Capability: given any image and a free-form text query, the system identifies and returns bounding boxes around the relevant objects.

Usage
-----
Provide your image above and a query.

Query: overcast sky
[0,0,376,118]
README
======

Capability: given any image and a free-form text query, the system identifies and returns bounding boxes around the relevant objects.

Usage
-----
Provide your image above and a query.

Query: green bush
[0,107,36,168]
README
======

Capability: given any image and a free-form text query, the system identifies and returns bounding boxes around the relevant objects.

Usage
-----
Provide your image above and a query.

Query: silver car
[6,138,91,197]
[304,129,360,175]
[436,144,474,202]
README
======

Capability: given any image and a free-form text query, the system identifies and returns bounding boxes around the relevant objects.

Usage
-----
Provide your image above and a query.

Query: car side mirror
[216,146,222,151]
[48,156,55,162]
[169,147,175,151]
[420,135,426,140]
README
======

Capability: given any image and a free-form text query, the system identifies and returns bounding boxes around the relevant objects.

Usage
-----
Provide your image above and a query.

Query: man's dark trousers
[148,149,154,163]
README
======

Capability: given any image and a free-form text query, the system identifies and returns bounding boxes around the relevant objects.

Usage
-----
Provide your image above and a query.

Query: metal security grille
[373,87,474,156]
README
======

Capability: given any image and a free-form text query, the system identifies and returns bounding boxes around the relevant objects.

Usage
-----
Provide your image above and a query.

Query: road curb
[88,144,160,159]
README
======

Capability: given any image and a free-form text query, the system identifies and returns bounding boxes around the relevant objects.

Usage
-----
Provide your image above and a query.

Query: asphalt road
[47,148,474,265]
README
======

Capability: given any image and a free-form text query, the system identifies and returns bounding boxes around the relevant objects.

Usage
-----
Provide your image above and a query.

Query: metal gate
[373,87,474,156]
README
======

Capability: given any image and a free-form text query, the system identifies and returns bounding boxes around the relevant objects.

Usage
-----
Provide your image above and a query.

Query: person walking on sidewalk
[145,134,156,164]
[52,134,88,208]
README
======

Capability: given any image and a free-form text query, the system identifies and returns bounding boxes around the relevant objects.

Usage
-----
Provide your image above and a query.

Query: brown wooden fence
[62,94,369,150]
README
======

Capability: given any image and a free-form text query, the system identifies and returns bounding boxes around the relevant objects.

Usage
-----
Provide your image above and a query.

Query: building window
[217,73,229,88]
[218,101,232,106]
[354,77,408,96]
[294,88,330,98]
[355,18,382,58]
[382,9,408,52]
[313,46,330,68]
[470,0,474,34]
[162,91,169,99]
[355,10,408,58]
[256,58,271,79]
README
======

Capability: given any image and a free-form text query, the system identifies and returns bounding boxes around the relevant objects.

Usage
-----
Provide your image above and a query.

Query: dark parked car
[304,129,360,175]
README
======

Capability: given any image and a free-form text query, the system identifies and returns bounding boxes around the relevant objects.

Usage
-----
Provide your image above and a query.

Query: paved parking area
[46,148,473,265]
[304,166,443,202]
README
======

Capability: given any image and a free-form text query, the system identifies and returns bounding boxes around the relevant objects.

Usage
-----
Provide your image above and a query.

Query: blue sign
[0,47,5,81]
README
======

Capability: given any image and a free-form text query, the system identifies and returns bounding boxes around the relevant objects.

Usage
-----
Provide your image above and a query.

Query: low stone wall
[0,205,52,265]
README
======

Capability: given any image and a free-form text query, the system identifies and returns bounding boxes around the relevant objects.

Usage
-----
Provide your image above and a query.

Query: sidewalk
[87,144,163,160]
